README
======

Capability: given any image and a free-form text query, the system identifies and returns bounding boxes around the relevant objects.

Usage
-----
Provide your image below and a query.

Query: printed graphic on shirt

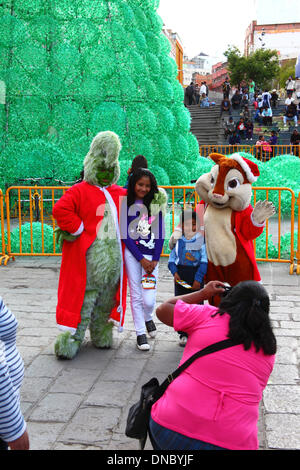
[136,214,156,237]
[185,252,196,262]
[139,233,155,249]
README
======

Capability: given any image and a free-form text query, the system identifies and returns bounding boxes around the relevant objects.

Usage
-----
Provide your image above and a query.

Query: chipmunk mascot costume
[170,153,275,304]
[53,131,127,359]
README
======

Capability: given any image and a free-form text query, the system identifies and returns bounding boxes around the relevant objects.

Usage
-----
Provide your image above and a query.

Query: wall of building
[210,62,228,92]
[162,28,184,85]
[245,21,300,60]
[176,41,183,85]
[253,30,300,60]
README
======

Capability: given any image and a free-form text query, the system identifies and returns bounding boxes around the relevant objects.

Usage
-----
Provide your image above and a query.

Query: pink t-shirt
[151,300,275,450]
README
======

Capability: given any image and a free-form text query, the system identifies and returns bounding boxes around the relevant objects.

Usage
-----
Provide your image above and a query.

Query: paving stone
[60,406,121,445]
[27,422,65,450]
[21,376,53,402]
[28,392,82,422]
[49,368,101,394]
[265,414,300,449]
[25,354,65,378]
[100,357,148,382]
[1,257,299,450]
[268,364,299,384]
[263,385,300,413]
[84,380,135,407]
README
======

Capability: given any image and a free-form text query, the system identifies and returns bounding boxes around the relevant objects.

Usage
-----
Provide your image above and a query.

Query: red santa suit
[197,201,264,287]
[52,181,127,332]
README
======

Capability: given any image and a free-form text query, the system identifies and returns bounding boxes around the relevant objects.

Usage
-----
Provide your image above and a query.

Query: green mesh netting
[0,222,61,253]
[0,0,198,189]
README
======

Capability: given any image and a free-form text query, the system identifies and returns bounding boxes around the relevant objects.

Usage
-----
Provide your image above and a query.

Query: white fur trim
[230,153,258,183]
[71,221,84,236]
[57,324,77,335]
[251,212,266,227]
[101,188,124,331]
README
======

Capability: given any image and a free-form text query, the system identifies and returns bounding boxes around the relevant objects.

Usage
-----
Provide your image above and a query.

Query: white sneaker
[137,334,150,351]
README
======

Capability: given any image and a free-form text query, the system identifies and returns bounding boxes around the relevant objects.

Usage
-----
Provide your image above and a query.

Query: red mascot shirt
[52,181,127,333]
[196,201,264,285]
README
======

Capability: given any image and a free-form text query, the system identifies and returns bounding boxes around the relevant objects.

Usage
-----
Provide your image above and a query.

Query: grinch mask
[96,167,115,186]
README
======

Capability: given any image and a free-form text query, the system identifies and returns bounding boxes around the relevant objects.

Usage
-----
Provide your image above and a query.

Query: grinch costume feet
[89,316,113,349]
[54,331,81,359]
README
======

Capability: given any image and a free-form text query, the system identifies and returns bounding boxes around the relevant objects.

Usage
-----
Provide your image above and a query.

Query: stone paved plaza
[0,256,299,451]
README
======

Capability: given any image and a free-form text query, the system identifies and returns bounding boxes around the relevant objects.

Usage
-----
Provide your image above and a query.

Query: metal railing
[0,185,299,274]
[199,145,300,160]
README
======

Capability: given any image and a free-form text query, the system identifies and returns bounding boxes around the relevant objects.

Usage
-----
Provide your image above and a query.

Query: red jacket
[52,181,127,332]
[197,201,264,286]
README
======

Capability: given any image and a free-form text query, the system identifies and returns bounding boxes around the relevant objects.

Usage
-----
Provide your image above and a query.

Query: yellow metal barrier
[252,187,296,274]
[4,186,69,262]
[0,189,9,266]
[199,145,300,160]
[160,186,298,275]
[1,185,298,274]
[297,193,300,275]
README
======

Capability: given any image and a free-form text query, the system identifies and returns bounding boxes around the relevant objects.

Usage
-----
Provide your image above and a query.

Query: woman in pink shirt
[150,281,276,450]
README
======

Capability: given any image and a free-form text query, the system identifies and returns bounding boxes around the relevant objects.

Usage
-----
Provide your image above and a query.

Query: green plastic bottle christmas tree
[0,0,200,188]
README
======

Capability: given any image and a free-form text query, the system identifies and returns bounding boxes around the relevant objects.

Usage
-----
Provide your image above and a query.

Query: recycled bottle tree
[0,0,200,188]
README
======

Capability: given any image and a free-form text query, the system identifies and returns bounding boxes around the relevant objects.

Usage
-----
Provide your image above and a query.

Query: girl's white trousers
[124,248,159,336]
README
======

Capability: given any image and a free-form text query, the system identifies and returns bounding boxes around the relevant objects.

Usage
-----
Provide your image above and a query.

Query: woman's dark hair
[215,281,276,355]
[130,155,148,175]
[127,167,158,214]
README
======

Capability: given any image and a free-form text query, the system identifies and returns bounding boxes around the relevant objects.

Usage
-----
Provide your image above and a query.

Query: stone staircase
[219,101,298,150]
[187,94,299,156]
[187,104,223,146]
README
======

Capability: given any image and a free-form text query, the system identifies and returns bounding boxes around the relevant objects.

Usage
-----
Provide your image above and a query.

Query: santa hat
[230,154,260,183]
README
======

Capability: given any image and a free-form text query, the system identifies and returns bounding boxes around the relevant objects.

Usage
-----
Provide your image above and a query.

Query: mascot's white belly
[204,205,236,267]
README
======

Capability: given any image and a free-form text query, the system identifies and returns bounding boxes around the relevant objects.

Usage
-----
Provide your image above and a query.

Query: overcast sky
[157,0,255,61]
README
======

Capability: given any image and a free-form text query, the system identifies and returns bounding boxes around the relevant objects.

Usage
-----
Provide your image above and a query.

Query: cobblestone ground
[0,257,299,450]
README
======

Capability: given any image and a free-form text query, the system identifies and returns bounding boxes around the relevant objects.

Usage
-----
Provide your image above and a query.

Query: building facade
[244,20,300,60]
[182,52,213,86]
[162,28,184,85]
[210,62,229,93]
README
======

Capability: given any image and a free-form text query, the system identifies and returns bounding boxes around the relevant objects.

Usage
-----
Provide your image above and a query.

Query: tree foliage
[224,46,280,89]
[278,59,297,88]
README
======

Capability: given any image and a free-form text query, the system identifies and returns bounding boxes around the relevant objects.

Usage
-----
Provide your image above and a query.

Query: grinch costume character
[53,131,127,359]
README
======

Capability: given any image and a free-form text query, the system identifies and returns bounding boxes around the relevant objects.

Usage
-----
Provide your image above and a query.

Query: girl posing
[121,168,167,351]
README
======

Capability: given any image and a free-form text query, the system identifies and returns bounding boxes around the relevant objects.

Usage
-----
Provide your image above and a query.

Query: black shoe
[145,320,157,338]
[137,334,150,351]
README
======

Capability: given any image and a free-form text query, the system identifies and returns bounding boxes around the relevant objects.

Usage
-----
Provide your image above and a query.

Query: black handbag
[125,338,237,450]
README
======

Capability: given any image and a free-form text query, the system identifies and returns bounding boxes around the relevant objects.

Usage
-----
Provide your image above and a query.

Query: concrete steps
[219,101,298,148]
[187,104,223,146]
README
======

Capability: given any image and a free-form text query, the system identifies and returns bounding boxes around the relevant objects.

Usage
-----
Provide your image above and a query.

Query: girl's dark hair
[130,155,148,175]
[215,281,276,355]
[127,167,158,214]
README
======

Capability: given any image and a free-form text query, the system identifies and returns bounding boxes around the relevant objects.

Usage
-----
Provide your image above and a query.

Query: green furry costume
[53,131,127,359]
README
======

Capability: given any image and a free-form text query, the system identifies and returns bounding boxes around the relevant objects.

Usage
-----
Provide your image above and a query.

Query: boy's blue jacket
[168,233,208,283]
